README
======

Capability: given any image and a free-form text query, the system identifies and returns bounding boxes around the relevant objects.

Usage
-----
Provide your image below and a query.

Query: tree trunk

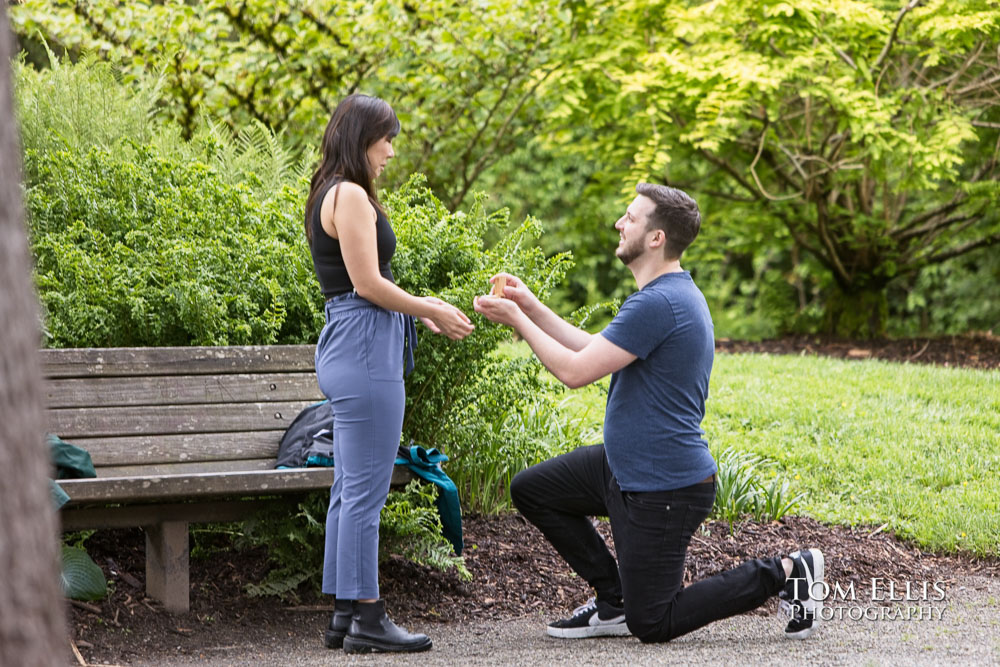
[822,285,889,339]
[0,5,69,665]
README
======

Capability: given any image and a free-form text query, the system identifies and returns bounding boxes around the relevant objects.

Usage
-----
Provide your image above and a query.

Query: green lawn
[556,350,1000,557]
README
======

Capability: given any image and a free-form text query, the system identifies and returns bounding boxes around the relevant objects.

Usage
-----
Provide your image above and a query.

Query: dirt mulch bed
[716,333,1000,370]
[71,515,999,665]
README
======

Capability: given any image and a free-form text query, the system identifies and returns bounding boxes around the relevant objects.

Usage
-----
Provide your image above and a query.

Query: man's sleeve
[599,291,675,360]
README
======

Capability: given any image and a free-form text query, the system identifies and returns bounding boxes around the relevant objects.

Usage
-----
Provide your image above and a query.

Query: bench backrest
[42,346,324,478]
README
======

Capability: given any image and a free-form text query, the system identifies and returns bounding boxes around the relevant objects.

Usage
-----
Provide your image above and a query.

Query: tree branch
[451,65,559,208]
[669,185,757,203]
[761,147,805,193]
[927,41,986,90]
[955,72,1000,97]
[815,199,852,286]
[774,210,828,270]
[896,213,979,243]
[697,149,761,199]
[300,7,349,49]
[72,1,132,52]
[902,233,1000,272]
[873,0,922,73]
[891,198,964,236]
[749,125,803,201]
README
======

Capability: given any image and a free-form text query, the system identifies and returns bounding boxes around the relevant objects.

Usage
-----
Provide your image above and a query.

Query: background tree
[11,0,1000,338]
[0,5,67,664]
[10,0,564,209]
[548,0,1000,337]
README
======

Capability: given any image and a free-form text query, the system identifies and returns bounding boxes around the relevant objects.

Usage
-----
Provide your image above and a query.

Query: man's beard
[616,238,643,266]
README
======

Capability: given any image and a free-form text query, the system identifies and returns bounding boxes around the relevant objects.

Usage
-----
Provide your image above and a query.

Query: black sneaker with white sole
[778,548,825,639]
[546,597,631,639]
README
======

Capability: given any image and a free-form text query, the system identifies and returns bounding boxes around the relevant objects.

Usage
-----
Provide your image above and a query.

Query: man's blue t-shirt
[599,271,716,491]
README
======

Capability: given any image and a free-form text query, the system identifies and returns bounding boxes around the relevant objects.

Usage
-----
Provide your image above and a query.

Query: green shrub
[379,481,470,580]
[26,141,322,347]
[15,53,307,200]
[14,52,162,183]
[19,54,585,582]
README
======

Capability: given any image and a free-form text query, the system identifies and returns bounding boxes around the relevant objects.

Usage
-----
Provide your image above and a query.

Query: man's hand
[473,293,525,329]
[488,273,538,314]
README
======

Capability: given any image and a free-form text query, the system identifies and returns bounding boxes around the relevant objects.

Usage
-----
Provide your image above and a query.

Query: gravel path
[128,576,999,666]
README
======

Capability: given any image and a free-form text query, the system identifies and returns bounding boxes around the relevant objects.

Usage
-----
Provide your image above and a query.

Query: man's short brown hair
[635,183,701,259]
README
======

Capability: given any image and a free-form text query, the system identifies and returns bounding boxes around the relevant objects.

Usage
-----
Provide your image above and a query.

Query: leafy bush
[889,247,1000,336]
[14,52,162,182]
[380,481,470,579]
[15,53,308,199]
[19,55,587,593]
[16,54,323,347]
[26,141,322,347]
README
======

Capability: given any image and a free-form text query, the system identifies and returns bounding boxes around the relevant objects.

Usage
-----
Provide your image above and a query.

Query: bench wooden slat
[47,401,317,438]
[57,466,414,504]
[96,458,280,477]
[45,373,323,408]
[41,345,316,378]
[60,499,306,531]
[72,431,287,467]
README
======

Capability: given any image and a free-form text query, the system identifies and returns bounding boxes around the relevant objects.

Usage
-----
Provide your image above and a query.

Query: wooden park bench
[44,345,412,613]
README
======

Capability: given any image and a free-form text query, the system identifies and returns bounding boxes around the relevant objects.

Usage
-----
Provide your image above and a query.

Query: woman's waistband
[323,290,377,313]
[325,289,357,303]
[322,291,418,376]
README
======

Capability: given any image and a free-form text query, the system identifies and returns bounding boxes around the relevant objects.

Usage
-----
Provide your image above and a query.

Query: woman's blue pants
[316,293,407,600]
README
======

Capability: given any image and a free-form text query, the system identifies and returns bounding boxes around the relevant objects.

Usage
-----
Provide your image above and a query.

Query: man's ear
[648,229,666,250]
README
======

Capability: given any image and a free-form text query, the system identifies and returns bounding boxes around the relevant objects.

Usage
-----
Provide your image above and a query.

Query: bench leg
[144,521,189,613]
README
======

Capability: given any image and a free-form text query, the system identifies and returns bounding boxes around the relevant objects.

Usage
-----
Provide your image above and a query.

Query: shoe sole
[342,636,433,654]
[547,624,632,639]
[785,548,825,640]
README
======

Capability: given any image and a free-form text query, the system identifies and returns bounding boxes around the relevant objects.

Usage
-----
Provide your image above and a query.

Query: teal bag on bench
[49,433,96,509]
[395,444,463,556]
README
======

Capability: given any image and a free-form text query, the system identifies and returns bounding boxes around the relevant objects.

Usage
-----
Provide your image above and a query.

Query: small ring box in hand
[490,275,507,298]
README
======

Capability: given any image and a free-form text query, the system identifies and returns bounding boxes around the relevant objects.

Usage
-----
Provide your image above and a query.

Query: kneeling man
[474,183,824,642]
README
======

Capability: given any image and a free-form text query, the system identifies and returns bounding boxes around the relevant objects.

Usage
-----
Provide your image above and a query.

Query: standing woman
[305,94,474,654]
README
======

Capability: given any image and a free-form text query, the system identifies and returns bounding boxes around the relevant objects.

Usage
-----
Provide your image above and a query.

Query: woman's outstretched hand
[420,296,474,340]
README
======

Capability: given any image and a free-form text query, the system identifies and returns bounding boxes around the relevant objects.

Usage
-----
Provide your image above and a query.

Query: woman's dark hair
[304,94,400,244]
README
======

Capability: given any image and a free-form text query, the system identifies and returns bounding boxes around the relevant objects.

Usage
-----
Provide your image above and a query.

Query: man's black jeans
[510,445,787,643]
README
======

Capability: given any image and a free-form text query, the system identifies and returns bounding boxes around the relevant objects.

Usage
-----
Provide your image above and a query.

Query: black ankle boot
[342,600,432,654]
[323,599,355,649]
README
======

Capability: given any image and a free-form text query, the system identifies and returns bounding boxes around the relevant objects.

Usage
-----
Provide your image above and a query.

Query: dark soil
[715,332,1000,370]
[68,335,999,664]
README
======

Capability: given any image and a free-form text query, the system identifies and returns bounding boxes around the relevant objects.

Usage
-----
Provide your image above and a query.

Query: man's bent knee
[627,617,670,644]
[509,468,533,512]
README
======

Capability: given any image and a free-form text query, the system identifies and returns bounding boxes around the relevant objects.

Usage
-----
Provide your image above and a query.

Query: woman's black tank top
[309,181,396,298]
